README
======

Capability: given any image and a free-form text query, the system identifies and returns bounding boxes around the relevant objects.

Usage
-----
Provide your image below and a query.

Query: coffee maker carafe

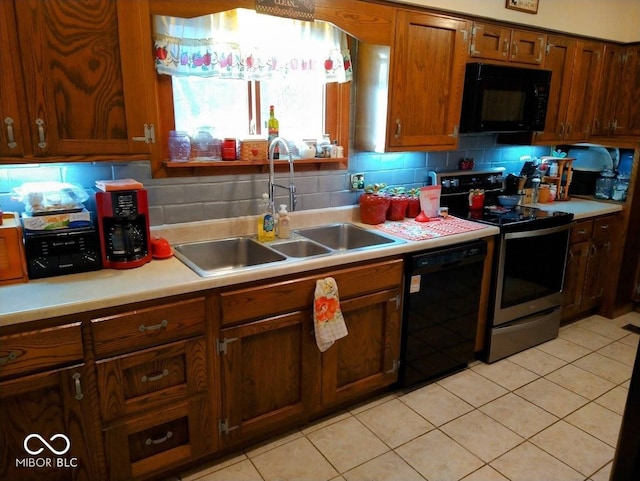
[95,189,152,269]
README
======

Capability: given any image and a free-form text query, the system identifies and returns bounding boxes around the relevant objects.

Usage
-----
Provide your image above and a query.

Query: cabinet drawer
[97,337,208,422]
[593,215,616,241]
[0,322,83,378]
[220,259,403,326]
[104,397,213,481]
[570,220,593,244]
[92,297,206,358]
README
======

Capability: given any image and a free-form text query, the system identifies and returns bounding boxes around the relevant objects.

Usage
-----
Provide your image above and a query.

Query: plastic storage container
[168,131,191,162]
[595,170,616,199]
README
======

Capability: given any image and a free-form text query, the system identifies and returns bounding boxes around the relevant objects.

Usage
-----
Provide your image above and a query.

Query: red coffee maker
[95,188,152,269]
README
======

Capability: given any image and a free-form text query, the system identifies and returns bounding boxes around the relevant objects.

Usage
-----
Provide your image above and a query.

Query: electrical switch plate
[350,173,365,191]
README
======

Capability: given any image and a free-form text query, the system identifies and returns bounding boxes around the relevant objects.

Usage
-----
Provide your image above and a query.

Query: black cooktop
[467,205,574,232]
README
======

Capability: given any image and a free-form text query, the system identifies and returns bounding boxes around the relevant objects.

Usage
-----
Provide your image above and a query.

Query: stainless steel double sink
[173,223,404,277]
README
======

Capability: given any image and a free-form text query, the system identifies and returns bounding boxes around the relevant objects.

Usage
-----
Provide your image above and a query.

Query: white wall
[393,0,640,42]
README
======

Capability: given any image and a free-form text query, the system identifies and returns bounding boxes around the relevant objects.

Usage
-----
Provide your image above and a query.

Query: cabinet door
[535,36,577,143]
[592,43,624,137]
[389,11,468,149]
[12,0,154,156]
[469,23,511,61]
[614,45,640,136]
[564,40,604,141]
[582,237,611,310]
[562,241,589,321]
[510,30,545,65]
[219,310,319,447]
[320,288,401,408]
[0,364,101,481]
[0,1,28,158]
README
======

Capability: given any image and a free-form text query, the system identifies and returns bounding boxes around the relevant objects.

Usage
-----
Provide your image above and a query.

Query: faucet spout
[268,137,297,217]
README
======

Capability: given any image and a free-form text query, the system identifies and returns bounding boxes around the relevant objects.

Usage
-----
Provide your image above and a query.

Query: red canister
[222,138,237,160]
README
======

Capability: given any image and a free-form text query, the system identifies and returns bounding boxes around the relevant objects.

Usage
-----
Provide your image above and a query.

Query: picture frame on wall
[505,0,539,14]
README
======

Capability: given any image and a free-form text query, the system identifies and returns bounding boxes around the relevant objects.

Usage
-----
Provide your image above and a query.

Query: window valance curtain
[153,9,352,83]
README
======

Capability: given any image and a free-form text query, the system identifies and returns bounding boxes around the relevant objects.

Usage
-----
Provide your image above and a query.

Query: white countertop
[0,199,621,328]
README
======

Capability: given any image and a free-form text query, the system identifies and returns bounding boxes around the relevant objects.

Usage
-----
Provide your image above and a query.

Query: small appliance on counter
[24,227,102,279]
[95,180,151,269]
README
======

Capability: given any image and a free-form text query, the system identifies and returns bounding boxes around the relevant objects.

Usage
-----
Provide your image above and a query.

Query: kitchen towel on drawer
[91,297,206,358]
[313,277,348,352]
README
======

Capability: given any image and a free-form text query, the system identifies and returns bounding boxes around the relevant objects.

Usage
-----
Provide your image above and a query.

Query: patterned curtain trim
[153,13,352,83]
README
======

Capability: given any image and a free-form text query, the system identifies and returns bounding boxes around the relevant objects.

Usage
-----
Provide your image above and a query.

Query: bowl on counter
[498,195,520,208]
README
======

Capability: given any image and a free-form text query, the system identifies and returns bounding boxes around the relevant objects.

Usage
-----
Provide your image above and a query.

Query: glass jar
[168,131,191,162]
[595,169,616,199]
[611,173,630,202]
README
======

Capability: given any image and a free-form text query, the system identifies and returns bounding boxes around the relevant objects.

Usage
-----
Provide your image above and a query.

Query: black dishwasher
[399,240,487,388]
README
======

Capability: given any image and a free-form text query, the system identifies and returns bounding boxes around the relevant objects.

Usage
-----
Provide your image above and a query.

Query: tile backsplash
[0,135,550,226]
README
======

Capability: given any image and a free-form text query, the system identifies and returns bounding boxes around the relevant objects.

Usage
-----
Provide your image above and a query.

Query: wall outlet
[350,173,365,191]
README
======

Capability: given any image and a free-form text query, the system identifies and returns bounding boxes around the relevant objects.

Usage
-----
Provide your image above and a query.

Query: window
[154,9,351,147]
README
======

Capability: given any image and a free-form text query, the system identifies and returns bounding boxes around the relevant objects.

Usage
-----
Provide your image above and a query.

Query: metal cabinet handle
[72,372,84,400]
[141,369,169,383]
[145,431,173,446]
[577,229,586,235]
[4,117,17,148]
[35,118,47,149]
[599,224,610,230]
[394,119,401,139]
[139,319,168,332]
[503,38,509,56]
[0,351,17,366]
[511,41,518,58]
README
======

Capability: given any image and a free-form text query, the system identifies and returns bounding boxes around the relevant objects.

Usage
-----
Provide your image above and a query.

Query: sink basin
[269,238,332,258]
[173,237,286,276]
[296,223,400,251]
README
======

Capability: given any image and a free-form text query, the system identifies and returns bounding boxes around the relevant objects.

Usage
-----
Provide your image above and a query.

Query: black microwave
[460,63,552,133]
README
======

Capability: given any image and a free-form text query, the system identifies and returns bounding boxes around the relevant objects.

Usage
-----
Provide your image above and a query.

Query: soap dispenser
[278,204,290,239]
[257,193,275,242]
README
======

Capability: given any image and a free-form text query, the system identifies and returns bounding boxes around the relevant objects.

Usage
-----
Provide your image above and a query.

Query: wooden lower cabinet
[91,296,215,481]
[563,215,617,321]
[217,259,404,447]
[0,364,101,481]
[103,396,212,481]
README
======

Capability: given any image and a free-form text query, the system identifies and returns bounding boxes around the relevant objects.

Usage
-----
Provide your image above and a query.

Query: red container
[222,138,237,160]
[359,194,390,225]
[387,196,408,221]
[406,197,421,218]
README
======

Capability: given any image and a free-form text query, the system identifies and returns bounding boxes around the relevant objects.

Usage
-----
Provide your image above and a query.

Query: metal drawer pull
[145,431,173,446]
[0,351,17,365]
[139,319,168,332]
[141,369,169,383]
[577,229,586,235]
[35,118,47,149]
[72,373,84,400]
[600,224,609,230]
[4,117,17,148]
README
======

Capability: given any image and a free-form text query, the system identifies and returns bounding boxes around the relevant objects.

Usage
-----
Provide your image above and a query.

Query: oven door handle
[503,223,571,240]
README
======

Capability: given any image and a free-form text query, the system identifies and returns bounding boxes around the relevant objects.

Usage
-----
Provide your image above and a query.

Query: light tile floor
[178,312,640,481]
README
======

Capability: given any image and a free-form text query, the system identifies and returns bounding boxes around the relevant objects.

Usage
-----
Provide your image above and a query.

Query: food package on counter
[21,209,92,231]
[13,182,89,214]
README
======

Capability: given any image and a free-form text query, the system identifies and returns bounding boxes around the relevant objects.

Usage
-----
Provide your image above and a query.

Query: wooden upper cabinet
[592,43,624,137]
[564,40,604,141]
[613,45,640,136]
[533,35,577,143]
[534,38,603,144]
[3,0,156,159]
[387,10,469,150]
[470,22,545,65]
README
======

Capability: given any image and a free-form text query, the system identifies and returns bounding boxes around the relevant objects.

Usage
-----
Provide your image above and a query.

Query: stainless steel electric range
[428,169,574,362]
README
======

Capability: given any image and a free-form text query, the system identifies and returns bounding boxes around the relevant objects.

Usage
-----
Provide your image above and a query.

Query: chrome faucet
[268,137,297,217]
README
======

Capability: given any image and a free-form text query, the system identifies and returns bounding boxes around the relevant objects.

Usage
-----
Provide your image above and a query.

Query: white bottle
[278,204,291,239]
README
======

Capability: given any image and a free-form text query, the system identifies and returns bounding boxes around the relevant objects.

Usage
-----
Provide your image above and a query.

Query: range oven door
[493,223,571,326]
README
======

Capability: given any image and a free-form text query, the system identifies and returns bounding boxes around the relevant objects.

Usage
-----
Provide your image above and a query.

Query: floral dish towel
[313,277,348,352]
